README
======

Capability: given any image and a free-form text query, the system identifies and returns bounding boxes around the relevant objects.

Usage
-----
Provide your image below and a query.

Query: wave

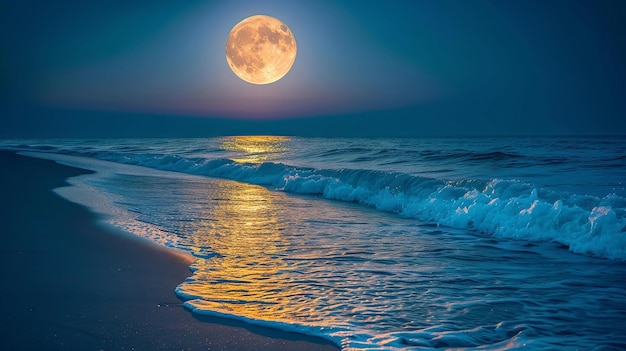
[94,153,626,260]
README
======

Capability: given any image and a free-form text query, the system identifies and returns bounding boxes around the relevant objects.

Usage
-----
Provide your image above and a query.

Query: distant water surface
[3,136,626,350]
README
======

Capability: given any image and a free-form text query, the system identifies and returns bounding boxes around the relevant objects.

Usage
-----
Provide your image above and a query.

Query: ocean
[2,136,625,350]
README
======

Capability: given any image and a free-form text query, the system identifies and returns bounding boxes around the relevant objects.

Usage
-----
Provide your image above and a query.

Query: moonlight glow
[225,15,297,85]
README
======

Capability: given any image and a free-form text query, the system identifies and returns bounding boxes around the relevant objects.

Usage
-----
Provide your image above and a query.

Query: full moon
[225,15,297,85]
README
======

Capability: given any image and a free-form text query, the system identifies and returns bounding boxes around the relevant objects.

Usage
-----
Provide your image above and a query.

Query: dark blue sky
[1,0,625,137]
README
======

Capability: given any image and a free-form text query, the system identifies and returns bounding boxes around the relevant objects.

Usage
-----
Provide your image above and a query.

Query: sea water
[2,136,626,350]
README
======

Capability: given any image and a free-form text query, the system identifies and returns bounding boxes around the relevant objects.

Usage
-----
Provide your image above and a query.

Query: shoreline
[0,151,339,350]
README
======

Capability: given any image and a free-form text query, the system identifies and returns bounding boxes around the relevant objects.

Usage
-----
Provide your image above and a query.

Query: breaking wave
[97,153,626,260]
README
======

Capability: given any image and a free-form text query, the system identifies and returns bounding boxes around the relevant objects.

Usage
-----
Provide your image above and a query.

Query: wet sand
[0,151,339,350]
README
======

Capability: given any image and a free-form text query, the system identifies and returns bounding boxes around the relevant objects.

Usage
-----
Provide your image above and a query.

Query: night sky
[1,0,625,137]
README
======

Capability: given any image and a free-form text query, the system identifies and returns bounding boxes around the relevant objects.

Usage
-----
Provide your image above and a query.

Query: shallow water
[4,136,626,350]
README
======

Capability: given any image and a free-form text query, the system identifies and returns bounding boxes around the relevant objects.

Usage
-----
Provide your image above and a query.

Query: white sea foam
[84,153,626,260]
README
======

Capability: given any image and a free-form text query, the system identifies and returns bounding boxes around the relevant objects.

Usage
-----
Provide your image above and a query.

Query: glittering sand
[0,151,339,351]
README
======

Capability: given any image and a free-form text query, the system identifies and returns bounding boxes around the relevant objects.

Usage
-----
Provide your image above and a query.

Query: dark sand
[0,151,340,350]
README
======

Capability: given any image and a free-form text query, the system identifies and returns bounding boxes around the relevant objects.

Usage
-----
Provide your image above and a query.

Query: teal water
[3,136,626,350]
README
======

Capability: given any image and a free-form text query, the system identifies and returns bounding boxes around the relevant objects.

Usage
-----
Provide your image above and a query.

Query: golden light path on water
[180,181,295,320]
[174,136,438,345]
[220,135,291,163]
[176,136,348,328]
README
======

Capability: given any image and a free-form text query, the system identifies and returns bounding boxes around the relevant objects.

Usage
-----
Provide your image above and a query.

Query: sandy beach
[0,151,339,350]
